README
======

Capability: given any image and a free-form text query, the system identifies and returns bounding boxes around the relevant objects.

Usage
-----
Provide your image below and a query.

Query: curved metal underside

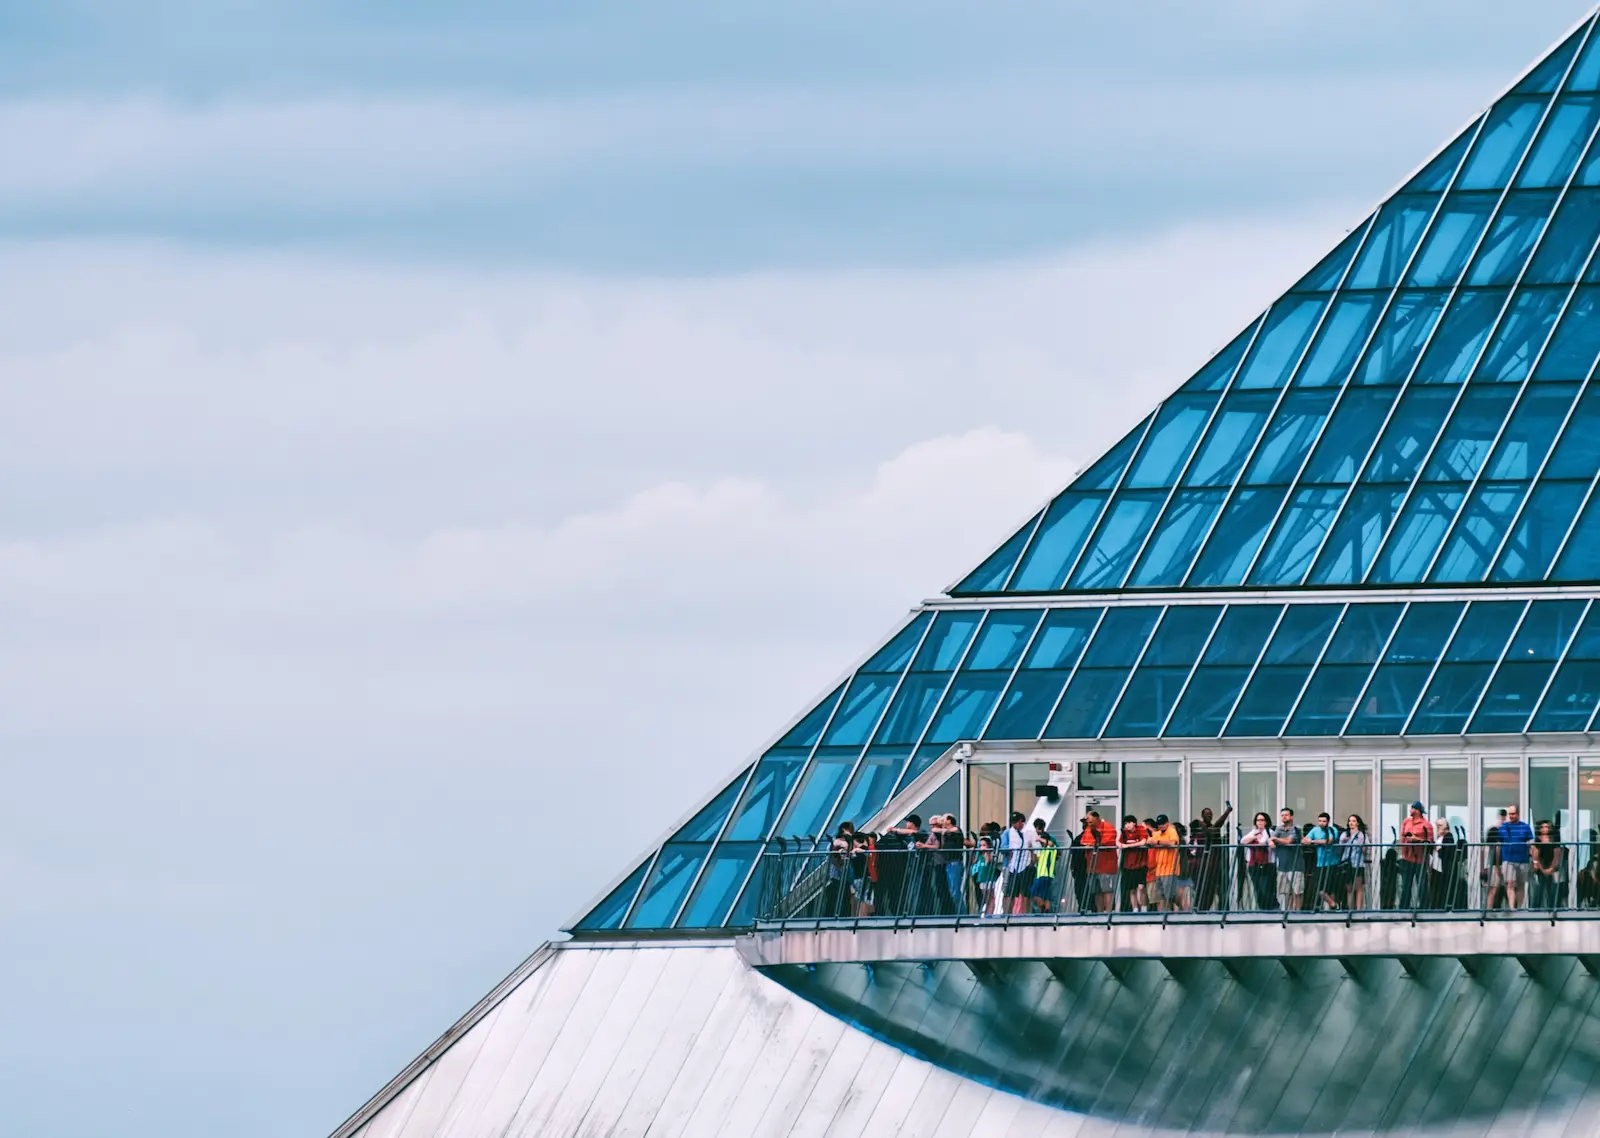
[760,953,1600,1135]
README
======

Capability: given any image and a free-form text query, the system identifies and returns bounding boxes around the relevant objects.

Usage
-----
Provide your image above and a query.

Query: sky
[1,3,1595,1137]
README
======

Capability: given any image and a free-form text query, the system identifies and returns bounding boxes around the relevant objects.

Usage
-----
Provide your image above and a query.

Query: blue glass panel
[924,673,1007,744]
[1291,228,1365,293]
[1531,607,1600,730]
[1165,668,1250,738]
[1287,664,1379,735]
[777,684,844,748]
[873,673,950,745]
[1125,395,1218,488]
[985,670,1070,740]
[1568,26,1600,92]
[1304,388,1400,483]
[1545,383,1600,477]
[675,777,745,842]
[1404,129,1474,192]
[1526,192,1600,283]
[1184,391,1275,486]
[1364,387,1456,483]
[1250,487,1345,585]
[1406,196,1497,287]
[820,675,896,747]
[1430,482,1530,582]
[1104,667,1193,738]
[1128,488,1225,587]
[1347,603,1465,735]
[1472,287,1567,383]
[1407,601,1525,733]
[1424,387,1518,481]
[1369,485,1466,584]
[1535,290,1600,384]
[1079,607,1162,669]
[1205,605,1284,664]
[861,612,932,673]
[724,748,811,840]
[1009,493,1106,591]
[911,611,981,672]
[1293,293,1383,387]
[828,753,905,830]
[1323,604,1406,663]
[778,748,859,837]
[1067,490,1166,589]
[1263,605,1343,665]
[1552,489,1600,580]
[1187,487,1288,586]
[1465,191,1558,285]
[894,743,950,793]
[676,843,760,928]
[1243,390,1336,484]
[1469,600,1586,733]
[951,516,1035,594]
[1494,479,1589,580]
[965,611,1042,671]
[1352,290,1450,384]
[1234,296,1326,390]
[1308,487,1406,584]
[1457,96,1548,189]
[1024,608,1102,669]
[574,861,649,930]
[625,843,709,928]
[1181,321,1259,392]
[1225,666,1313,736]
[1514,27,1583,94]
[724,866,768,927]
[1347,194,1437,289]
[1044,669,1132,739]
[1413,289,1510,384]
[1075,423,1145,490]
[1141,606,1222,666]
[1448,601,1529,661]
[1520,95,1600,186]
[1486,383,1580,479]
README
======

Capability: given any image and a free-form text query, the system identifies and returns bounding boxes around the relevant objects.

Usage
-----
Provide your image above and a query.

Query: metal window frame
[1176,213,1382,588]
[1399,602,1479,736]
[1218,604,1298,738]
[1277,602,1358,738]
[1033,606,1112,741]
[1335,600,1416,737]
[1347,34,1596,587]
[1154,601,1235,737]
[1096,603,1224,741]
[973,607,1053,742]
[686,609,939,927]
[1462,599,1536,732]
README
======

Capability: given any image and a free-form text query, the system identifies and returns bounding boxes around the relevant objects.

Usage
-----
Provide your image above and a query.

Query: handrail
[749,834,1600,929]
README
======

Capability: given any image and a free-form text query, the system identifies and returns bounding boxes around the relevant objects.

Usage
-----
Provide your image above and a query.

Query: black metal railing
[749,836,1600,927]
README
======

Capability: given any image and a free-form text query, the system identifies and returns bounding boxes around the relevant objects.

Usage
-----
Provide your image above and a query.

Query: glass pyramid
[573,13,1600,932]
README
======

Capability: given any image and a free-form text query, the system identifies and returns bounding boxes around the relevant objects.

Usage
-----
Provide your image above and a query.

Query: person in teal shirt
[1306,811,1342,911]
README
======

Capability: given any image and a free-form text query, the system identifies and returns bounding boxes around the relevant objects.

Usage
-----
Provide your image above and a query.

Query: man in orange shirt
[1146,814,1181,912]
[1081,809,1119,912]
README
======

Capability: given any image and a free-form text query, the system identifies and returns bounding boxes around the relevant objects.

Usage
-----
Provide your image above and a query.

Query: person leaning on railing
[1397,802,1432,910]
[1532,821,1564,910]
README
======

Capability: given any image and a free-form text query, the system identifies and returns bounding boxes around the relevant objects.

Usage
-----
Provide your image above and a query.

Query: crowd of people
[803,801,1600,920]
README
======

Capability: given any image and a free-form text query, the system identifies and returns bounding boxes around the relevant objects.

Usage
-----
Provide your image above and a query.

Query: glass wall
[1333,763,1373,830]
[1530,759,1570,836]
[1189,767,1230,823]
[1239,767,1278,829]
[968,764,1008,832]
[1381,764,1421,840]
[1429,761,1470,839]
[1482,763,1522,834]
[1285,765,1326,822]
[1125,761,1180,824]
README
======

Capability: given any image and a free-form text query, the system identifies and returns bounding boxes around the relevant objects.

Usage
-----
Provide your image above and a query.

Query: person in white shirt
[999,811,1038,914]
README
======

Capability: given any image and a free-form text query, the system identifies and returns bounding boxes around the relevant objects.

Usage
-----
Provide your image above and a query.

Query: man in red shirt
[1398,801,1434,910]
[1080,809,1119,912]
[1119,813,1150,912]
